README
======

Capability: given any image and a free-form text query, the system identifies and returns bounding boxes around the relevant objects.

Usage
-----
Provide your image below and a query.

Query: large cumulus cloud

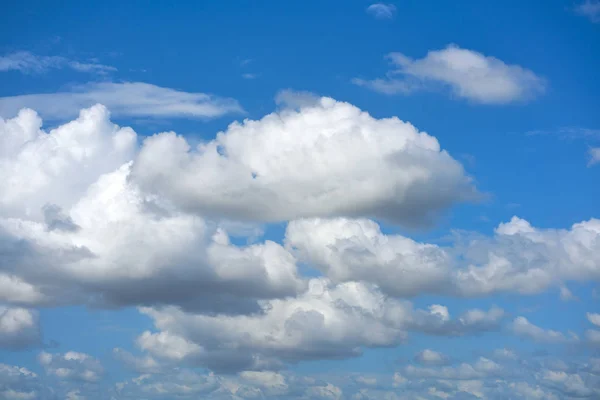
[131,95,476,226]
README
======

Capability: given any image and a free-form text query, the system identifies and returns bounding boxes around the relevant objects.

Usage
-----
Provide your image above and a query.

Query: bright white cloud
[366,3,396,19]
[588,312,600,327]
[353,44,545,104]
[0,51,115,75]
[0,307,41,349]
[132,95,476,226]
[576,0,600,23]
[0,82,243,121]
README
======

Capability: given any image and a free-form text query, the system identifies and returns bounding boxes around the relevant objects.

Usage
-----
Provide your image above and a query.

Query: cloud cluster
[286,216,600,298]
[353,45,545,104]
[38,351,104,382]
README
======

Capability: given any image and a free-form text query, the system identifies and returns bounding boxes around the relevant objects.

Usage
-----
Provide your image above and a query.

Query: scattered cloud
[414,349,450,366]
[353,44,545,104]
[575,0,600,23]
[366,3,397,19]
[242,72,258,79]
[0,51,116,75]
[0,81,244,121]
[38,351,104,382]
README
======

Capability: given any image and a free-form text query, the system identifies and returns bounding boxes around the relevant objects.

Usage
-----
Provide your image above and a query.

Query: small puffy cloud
[132,95,475,226]
[588,147,600,166]
[408,305,505,336]
[0,307,41,350]
[576,0,600,23]
[511,317,576,344]
[112,348,162,374]
[353,44,545,104]
[587,312,600,327]
[414,349,450,366]
[0,51,115,75]
[0,82,243,121]
[38,351,104,382]
[366,3,396,19]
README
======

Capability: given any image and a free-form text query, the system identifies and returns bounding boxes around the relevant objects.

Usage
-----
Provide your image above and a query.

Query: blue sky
[1,1,599,399]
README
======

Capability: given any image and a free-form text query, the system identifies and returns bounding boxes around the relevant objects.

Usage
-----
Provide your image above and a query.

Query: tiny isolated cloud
[588,147,600,166]
[353,44,546,104]
[575,0,600,23]
[366,3,396,19]
[0,51,116,75]
[0,81,244,120]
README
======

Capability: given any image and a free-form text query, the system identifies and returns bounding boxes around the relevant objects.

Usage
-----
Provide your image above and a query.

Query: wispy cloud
[353,44,545,104]
[0,81,244,120]
[0,51,116,75]
[366,3,397,20]
[242,73,258,80]
[575,0,600,23]
[525,127,600,140]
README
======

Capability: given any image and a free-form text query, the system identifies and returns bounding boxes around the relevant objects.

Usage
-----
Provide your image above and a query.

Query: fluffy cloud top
[132,95,475,225]
[0,307,41,349]
[353,45,545,104]
[0,82,244,121]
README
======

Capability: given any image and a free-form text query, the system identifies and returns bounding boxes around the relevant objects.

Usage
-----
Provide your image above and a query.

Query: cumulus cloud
[512,317,577,344]
[576,0,600,23]
[366,3,396,19]
[135,280,504,372]
[0,51,116,75]
[286,216,600,299]
[38,351,104,382]
[132,95,476,226]
[353,44,545,104]
[0,307,41,349]
[0,82,243,121]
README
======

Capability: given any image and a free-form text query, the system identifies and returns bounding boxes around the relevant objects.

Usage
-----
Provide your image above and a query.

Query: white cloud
[414,349,449,366]
[353,45,545,104]
[511,317,576,344]
[366,3,396,19]
[132,95,476,226]
[587,312,600,327]
[588,147,600,166]
[286,216,600,298]
[0,82,244,121]
[0,51,116,75]
[576,0,600,23]
[0,105,303,311]
[137,282,503,372]
[0,307,41,350]
[0,364,38,400]
[404,357,503,380]
[38,351,104,382]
